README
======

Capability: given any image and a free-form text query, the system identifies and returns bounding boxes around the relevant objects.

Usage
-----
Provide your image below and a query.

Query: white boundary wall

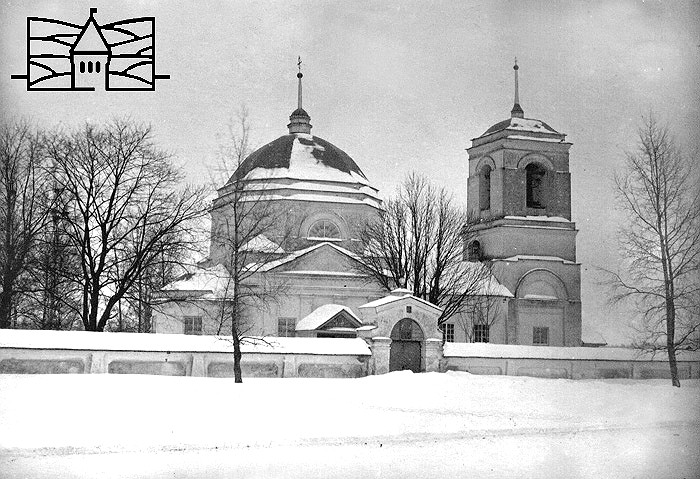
[2,330,699,380]
[0,330,370,379]
[443,343,700,379]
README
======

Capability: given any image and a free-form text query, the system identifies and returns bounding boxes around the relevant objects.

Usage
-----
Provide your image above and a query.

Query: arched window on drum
[307,219,341,241]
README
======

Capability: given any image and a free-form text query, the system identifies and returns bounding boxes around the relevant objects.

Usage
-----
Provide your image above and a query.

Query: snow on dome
[229,133,370,186]
[216,133,381,209]
[480,117,560,137]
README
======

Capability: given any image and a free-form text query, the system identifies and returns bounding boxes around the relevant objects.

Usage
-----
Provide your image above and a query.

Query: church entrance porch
[389,318,424,373]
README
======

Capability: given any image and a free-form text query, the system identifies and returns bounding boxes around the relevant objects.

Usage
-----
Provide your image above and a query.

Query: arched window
[95,61,100,73]
[467,240,482,262]
[479,165,491,211]
[526,163,546,208]
[308,220,341,240]
[80,61,85,73]
[87,61,93,73]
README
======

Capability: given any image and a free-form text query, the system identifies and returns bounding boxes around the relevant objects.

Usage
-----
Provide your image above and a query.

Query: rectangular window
[440,323,455,343]
[278,317,296,337]
[533,326,549,345]
[184,316,202,335]
[473,324,489,343]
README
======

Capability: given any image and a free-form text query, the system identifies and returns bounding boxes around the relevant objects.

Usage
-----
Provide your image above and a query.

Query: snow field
[0,372,698,478]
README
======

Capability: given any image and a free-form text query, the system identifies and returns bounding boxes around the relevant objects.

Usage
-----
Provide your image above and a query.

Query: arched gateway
[389,318,424,373]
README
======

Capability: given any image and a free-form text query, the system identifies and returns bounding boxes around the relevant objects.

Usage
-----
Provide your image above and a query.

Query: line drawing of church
[70,8,111,90]
[11,8,169,91]
[153,59,583,372]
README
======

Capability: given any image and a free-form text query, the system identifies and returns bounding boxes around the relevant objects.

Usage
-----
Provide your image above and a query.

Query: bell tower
[465,60,581,347]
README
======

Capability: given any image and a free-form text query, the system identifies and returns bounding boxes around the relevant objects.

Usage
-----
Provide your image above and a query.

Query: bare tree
[27,183,82,331]
[0,119,53,328]
[359,172,493,325]
[455,291,503,342]
[208,109,289,382]
[108,244,193,333]
[44,119,208,332]
[604,114,700,387]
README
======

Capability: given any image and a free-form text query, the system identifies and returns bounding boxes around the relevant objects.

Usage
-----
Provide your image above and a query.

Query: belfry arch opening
[525,163,547,208]
[479,165,492,211]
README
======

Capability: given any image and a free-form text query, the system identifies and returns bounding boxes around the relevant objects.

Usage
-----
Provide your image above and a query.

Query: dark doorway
[389,318,424,373]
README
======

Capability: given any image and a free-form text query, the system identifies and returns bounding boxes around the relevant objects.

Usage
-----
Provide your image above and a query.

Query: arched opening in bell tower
[479,165,492,211]
[526,163,546,208]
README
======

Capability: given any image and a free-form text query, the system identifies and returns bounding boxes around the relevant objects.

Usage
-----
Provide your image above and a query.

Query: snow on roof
[236,192,382,209]
[360,293,443,312]
[282,270,366,277]
[162,264,231,295]
[481,117,561,137]
[500,255,577,265]
[451,262,514,297]
[241,178,381,199]
[0,329,371,356]
[230,134,371,186]
[506,135,567,143]
[504,215,570,223]
[240,234,284,254]
[296,304,361,331]
[475,273,514,297]
[255,241,363,273]
[443,342,700,362]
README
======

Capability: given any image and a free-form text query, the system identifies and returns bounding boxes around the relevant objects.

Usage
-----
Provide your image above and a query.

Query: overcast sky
[1,0,699,344]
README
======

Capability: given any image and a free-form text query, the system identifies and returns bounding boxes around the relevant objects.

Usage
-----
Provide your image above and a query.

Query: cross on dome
[288,56,312,134]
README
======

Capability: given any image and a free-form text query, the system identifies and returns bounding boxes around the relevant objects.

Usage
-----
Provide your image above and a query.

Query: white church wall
[476,223,578,262]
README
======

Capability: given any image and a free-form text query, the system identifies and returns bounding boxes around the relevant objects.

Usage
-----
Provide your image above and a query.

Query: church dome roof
[216,60,380,209]
[482,117,559,137]
[290,108,310,118]
[218,132,381,209]
[231,133,369,185]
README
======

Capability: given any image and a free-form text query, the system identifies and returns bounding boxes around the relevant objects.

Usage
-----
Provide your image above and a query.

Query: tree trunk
[232,329,242,384]
[666,298,680,387]
[0,286,13,328]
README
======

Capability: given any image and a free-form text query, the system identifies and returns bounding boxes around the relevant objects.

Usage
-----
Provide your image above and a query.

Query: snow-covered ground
[0,372,698,478]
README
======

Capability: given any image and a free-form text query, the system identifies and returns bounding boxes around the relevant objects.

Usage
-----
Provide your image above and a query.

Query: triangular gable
[360,293,443,314]
[320,310,362,330]
[72,15,110,53]
[296,304,362,331]
[259,242,368,276]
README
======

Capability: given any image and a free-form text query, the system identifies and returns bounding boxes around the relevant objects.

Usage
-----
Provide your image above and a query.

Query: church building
[153,60,582,356]
[452,60,582,346]
[153,63,390,339]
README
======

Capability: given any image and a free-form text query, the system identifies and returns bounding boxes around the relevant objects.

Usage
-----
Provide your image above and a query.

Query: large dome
[230,133,370,186]
[217,132,381,209]
[216,66,381,209]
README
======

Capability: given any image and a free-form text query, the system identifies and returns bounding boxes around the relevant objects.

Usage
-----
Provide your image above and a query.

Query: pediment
[320,310,362,330]
[269,243,366,276]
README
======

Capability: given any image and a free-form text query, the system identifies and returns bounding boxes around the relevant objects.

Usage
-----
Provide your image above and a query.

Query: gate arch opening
[389,318,424,373]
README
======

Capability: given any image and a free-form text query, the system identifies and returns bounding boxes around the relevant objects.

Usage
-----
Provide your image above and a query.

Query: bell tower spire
[288,56,312,134]
[511,58,524,119]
